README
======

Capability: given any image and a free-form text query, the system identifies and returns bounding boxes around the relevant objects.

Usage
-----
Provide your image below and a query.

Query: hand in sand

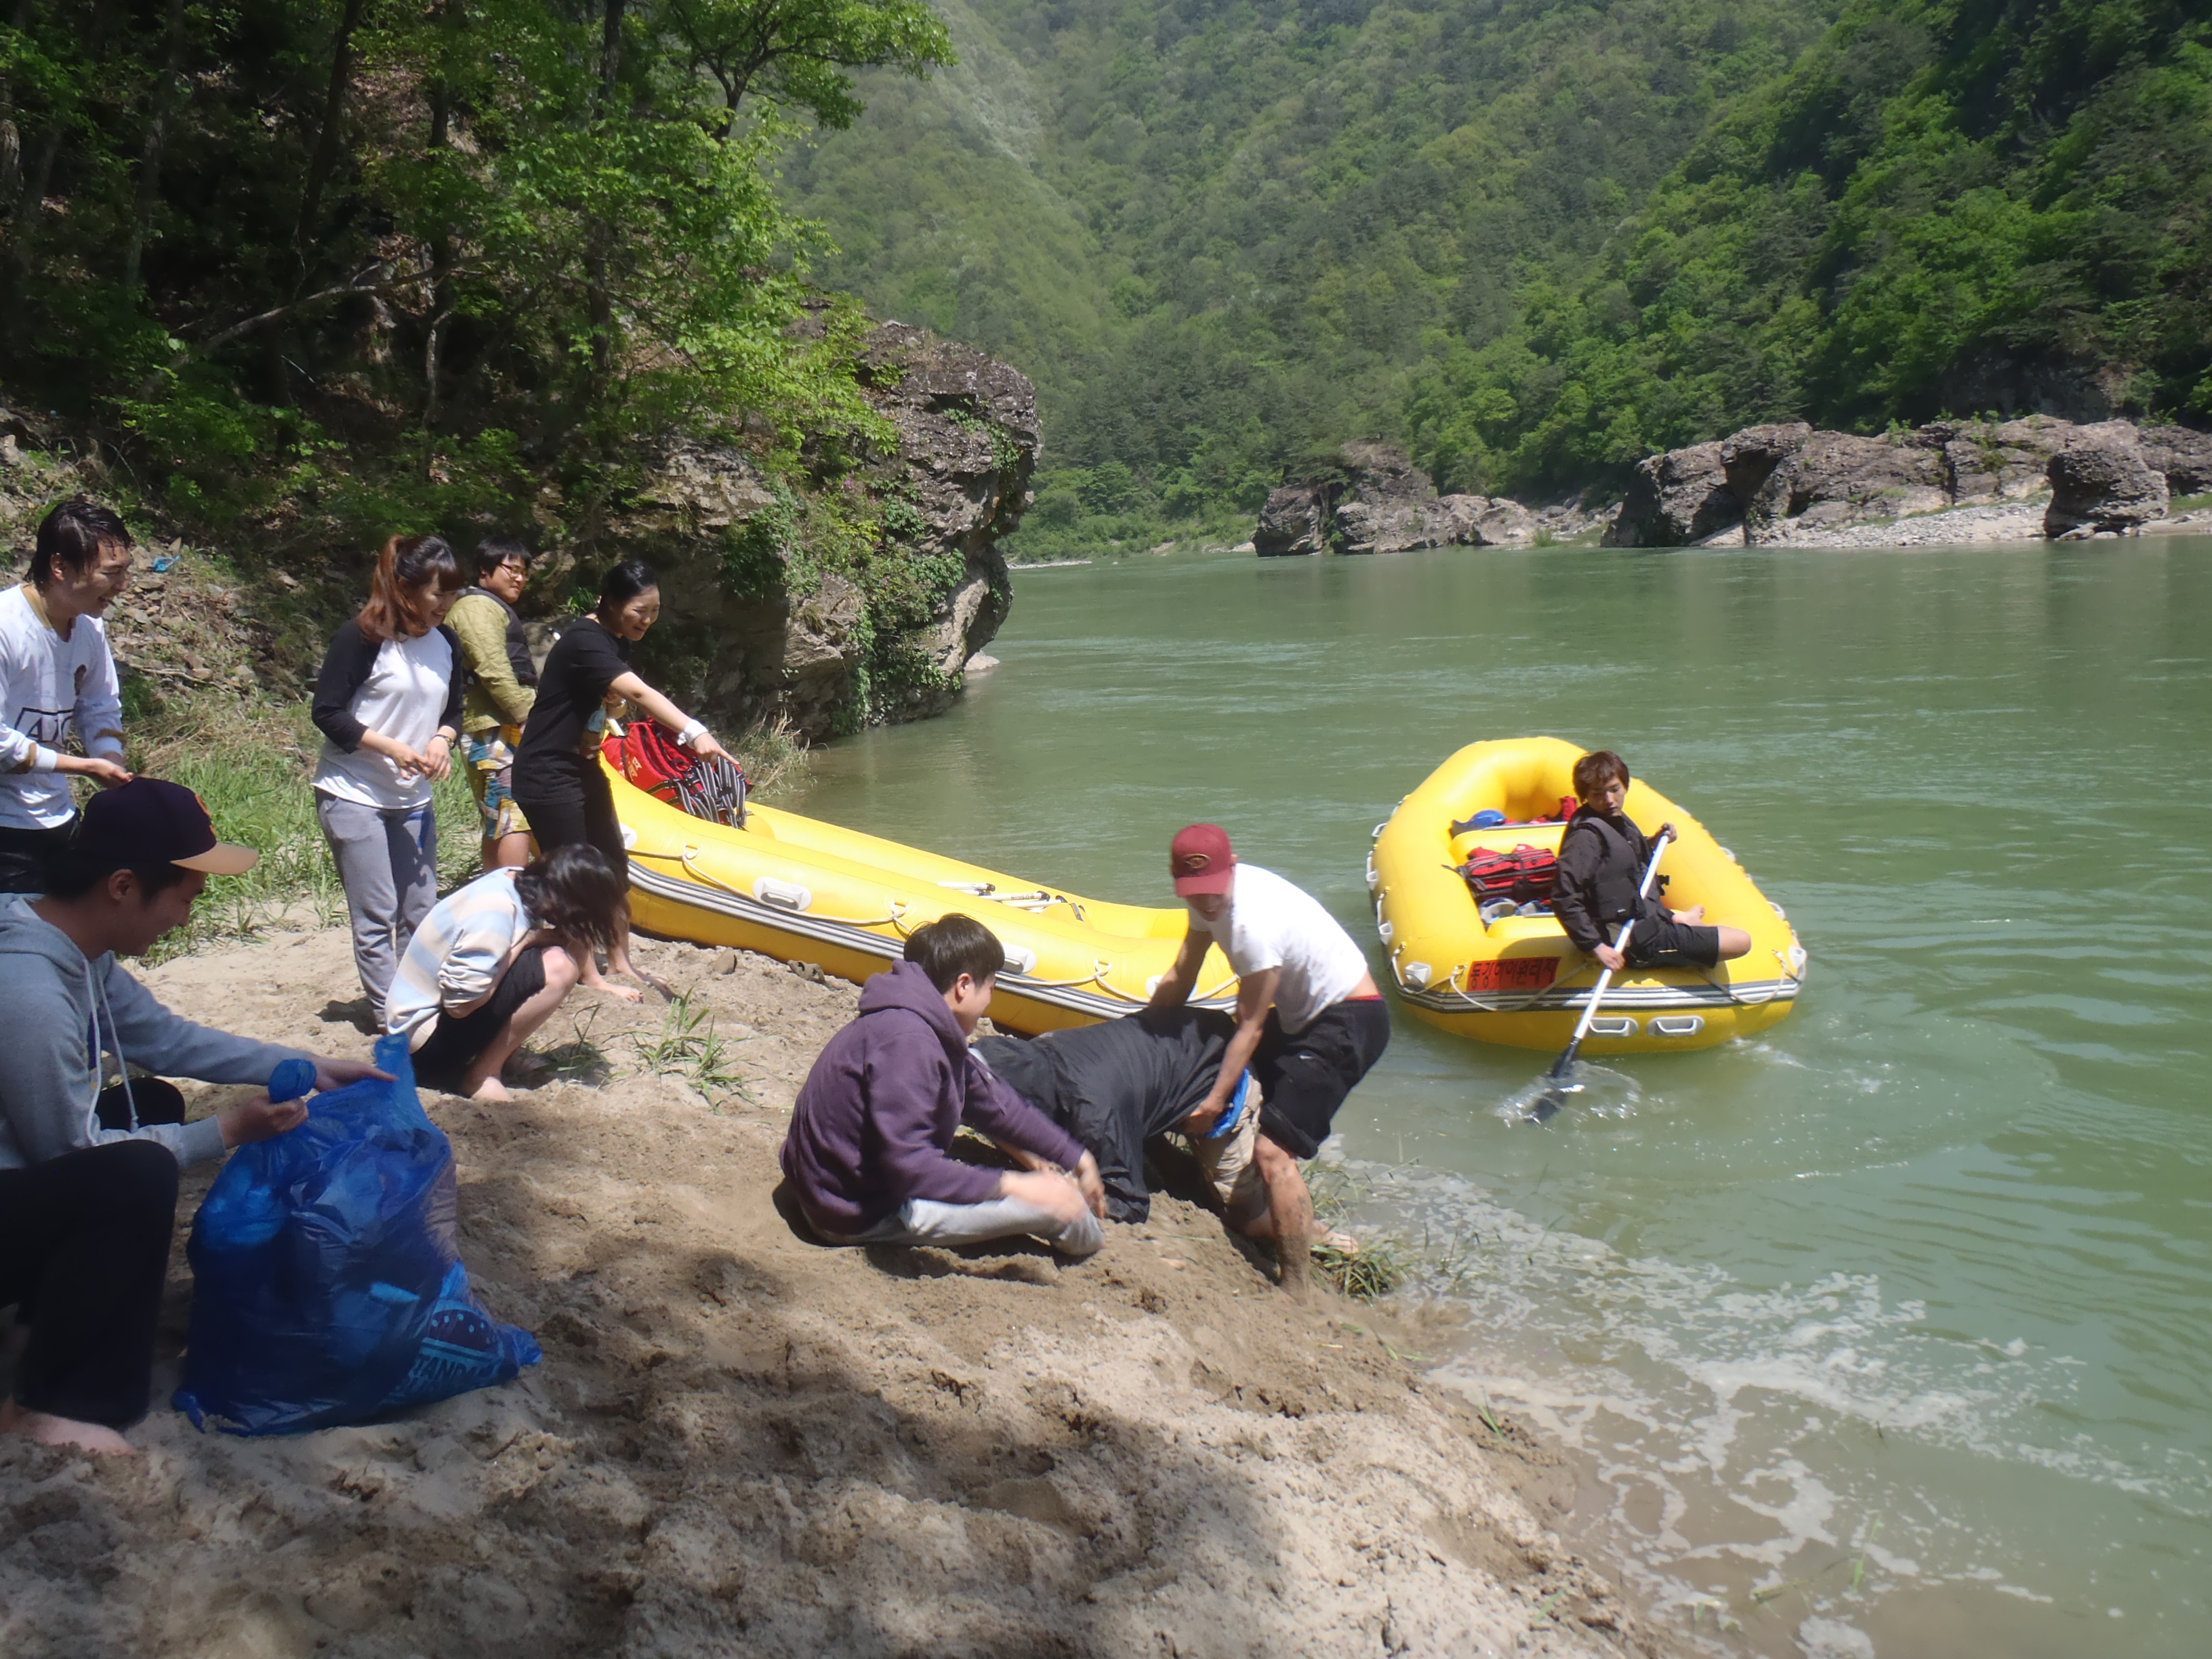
[0,1397,134,1456]
[1073,1151,1107,1218]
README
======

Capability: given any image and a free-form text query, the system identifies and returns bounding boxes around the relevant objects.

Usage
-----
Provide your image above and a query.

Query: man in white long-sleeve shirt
[0,499,137,893]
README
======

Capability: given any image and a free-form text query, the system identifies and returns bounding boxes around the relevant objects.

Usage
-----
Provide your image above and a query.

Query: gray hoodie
[0,894,306,1170]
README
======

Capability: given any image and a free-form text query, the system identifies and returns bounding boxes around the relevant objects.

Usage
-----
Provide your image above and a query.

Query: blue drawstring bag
[174,1033,541,1435]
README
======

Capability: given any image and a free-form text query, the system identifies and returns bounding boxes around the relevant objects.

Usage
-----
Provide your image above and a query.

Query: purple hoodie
[781,960,1088,1236]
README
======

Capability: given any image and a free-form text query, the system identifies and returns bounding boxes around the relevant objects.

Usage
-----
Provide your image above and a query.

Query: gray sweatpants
[316,792,438,1010]
[827,1194,1103,1259]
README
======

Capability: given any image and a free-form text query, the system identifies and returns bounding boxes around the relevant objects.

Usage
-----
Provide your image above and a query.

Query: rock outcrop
[1605,443,1740,547]
[1253,443,1549,555]
[2047,435,2169,537]
[1254,480,1336,556]
[602,322,1036,740]
[1605,415,2212,547]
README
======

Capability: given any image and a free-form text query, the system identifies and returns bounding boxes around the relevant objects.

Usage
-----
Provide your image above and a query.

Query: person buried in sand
[1148,824,1391,1298]
[1553,749,1750,975]
[0,778,389,1454]
[975,1004,1265,1229]
[383,844,630,1101]
[780,914,1108,1258]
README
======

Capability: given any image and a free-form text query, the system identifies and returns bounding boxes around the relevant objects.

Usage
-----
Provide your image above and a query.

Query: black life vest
[1567,811,1653,926]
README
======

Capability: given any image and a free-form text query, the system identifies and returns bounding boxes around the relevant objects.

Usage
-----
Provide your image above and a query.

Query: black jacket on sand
[1552,807,1670,955]
[975,1007,1237,1224]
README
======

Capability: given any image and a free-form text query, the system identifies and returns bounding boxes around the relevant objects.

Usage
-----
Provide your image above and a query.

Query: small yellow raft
[1369,737,1806,1052]
[607,758,1235,1036]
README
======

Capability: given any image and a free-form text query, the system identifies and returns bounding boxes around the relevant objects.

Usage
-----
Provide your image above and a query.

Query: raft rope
[631,844,1233,1000]
[937,880,1088,922]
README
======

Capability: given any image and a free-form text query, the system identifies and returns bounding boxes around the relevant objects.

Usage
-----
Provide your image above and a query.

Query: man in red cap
[1,778,386,1453]
[1149,823,1389,1296]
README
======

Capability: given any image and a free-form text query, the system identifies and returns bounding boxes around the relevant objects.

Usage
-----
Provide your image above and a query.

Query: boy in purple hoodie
[781,915,1107,1256]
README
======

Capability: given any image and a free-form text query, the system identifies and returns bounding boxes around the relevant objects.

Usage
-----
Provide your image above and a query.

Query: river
[790,540,2211,1658]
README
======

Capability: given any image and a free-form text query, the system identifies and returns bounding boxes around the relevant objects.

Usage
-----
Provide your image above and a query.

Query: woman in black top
[511,560,732,999]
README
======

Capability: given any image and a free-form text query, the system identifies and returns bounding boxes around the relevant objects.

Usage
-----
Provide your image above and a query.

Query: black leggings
[512,766,628,882]
[0,1141,181,1429]
[94,1077,188,1132]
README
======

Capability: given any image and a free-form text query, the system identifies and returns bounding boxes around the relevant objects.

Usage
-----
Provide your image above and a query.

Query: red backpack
[1457,843,1557,909]
[610,723,749,827]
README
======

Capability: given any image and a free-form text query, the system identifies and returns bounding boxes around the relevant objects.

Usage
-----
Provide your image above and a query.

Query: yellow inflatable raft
[605,756,1235,1036]
[1368,737,1806,1052]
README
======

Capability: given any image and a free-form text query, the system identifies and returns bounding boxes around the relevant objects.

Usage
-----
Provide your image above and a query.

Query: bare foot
[467,1075,515,1102]
[0,1397,136,1456]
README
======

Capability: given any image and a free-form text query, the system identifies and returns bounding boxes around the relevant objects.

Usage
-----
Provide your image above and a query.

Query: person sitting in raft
[384,844,630,1101]
[0,779,388,1454]
[1147,825,1389,1298]
[446,538,539,872]
[780,914,1107,1257]
[510,559,734,1002]
[1553,749,1752,972]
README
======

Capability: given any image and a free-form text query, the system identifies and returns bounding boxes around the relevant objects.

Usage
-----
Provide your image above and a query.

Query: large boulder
[1255,480,1338,556]
[2046,431,2169,536]
[1723,426,1947,544]
[1331,443,1469,554]
[2139,424,2212,497]
[600,322,1037,741]
[1252,441,1547,554]
[1603,443,1740,546]
[1927,415,2075,503]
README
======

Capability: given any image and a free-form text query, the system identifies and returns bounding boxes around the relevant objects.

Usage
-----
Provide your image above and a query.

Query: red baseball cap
[1170,823,1236,897]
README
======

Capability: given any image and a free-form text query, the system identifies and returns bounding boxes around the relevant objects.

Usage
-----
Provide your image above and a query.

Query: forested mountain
[0,0,952,541]
[782,0,2212,535]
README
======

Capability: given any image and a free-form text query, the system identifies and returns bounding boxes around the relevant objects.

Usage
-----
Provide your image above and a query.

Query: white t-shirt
[1187,863,1372,1033]
[311,630,456,811]
[0,583,125,830]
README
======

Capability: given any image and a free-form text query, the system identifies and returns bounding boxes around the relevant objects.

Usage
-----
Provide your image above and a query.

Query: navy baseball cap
[75,778,259,876]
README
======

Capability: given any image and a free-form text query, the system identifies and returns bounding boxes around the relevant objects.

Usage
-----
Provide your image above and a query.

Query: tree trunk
[586,1,628,398]
[294,0,370,277]
[421,1,459,434]
[122,0,189,302]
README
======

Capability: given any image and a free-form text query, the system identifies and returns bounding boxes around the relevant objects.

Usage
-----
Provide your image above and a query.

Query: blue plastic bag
[173,1034,541,1435]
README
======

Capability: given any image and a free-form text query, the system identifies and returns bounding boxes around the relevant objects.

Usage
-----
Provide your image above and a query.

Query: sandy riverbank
[1,925,1661,1658]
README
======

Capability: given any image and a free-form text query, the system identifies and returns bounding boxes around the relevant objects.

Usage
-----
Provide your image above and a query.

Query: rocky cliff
[594,323,1037,741]
[1607,417,2212,548]
[1252,444,1576,556]
[3,321,1038,747]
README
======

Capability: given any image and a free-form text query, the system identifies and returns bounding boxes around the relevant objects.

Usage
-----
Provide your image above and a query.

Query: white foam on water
[1334,1158,2211,1652]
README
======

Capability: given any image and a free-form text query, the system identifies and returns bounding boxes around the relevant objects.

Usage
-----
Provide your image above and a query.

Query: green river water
[791,541,2212,1658]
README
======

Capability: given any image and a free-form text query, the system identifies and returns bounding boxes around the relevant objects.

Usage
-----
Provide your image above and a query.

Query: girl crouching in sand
[384,844,628,1100]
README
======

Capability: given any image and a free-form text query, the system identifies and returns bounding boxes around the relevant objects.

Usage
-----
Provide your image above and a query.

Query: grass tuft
[1311,1237,1408,1301]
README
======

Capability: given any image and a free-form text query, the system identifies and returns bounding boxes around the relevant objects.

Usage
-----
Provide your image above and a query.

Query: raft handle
[1650,1015,1705,1038]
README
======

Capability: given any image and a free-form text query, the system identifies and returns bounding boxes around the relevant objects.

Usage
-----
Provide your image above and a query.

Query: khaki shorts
[1187,1102,1266,1222]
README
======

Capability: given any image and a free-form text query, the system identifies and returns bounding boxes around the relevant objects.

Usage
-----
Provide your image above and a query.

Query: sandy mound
[1,928,1656,1658]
